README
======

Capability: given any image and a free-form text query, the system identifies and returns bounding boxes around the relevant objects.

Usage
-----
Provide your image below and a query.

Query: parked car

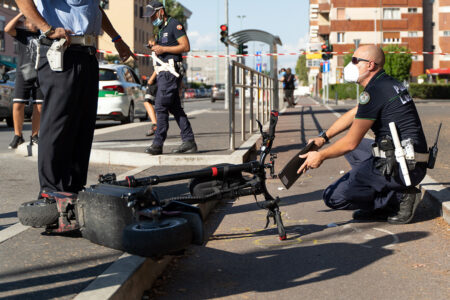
[211,83,225,102]
[0,69,33,127]
[184,88,195,99]
[98,64,147,124]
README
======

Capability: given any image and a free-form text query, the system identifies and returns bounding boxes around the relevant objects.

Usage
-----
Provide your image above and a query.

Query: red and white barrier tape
[97,49,450,59]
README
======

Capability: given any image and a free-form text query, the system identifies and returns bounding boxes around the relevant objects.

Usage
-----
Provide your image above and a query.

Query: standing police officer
[16,0,135,196]
[298,45,428,224]
[143,0,197,155]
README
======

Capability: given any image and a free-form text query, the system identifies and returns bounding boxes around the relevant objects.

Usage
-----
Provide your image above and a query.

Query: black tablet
[278,141,315,189]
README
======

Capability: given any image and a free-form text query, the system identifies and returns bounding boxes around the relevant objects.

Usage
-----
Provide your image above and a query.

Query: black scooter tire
[18,200,59,227]
[122,218,192,257]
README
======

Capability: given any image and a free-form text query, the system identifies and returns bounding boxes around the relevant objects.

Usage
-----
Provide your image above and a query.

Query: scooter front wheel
[122,217,192,257]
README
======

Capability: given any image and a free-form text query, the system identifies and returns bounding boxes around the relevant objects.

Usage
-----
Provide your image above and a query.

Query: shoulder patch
[177,24,183,30]
[359,91,370,105]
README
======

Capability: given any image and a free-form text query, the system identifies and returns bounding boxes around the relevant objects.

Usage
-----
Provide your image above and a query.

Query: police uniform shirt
[35,0,102,35]
[156,17,186,63]
[14,28,39,72]
[355,69,427,153]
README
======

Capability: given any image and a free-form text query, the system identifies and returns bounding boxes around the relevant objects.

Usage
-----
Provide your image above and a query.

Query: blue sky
[178,0,309,70]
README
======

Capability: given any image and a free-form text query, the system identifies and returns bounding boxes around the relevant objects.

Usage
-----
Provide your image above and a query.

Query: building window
[444,31,450,36]
[383,8,400,19]
[337,8,345,20]
[383,32,400,44]
[0,19,5,52]
[337,32,344,43]
[408,8,417,13]
[408,31,418,37]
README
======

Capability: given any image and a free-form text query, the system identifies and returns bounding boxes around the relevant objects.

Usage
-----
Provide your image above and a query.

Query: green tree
[295,54,309,85]
[382,44,412,81]
[343,49,354,66]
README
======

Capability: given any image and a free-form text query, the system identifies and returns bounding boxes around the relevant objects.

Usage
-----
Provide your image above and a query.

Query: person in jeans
[5,12,43,149]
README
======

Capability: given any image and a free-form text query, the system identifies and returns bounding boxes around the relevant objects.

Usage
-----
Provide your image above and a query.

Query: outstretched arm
[100,7,136,61]
[5,12,23,37]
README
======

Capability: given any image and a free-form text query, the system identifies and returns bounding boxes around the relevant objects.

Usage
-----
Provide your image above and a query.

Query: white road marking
[0,223,28,244]
[92,140,181,149]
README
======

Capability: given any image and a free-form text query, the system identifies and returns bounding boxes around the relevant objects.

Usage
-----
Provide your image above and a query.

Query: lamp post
[237,15,246,30]
[354,39,361,99]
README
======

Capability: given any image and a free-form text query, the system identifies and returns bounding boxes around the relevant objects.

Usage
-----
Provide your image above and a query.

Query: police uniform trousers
[323,138,427,211]
[153,71,195,147]
[37,46,99,194]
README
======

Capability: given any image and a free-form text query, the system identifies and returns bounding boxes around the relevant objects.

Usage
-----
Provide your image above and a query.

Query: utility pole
[224,0,230,110]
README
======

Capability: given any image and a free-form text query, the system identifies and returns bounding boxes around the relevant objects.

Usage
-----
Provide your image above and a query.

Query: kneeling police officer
[298,45,429,224]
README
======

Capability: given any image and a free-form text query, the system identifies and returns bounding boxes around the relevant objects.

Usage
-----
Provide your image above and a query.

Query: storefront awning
[0,60,16,69]
[426,68,450,75]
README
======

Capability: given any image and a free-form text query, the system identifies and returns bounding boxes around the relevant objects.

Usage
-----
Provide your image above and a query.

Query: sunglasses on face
[352,57,377,65]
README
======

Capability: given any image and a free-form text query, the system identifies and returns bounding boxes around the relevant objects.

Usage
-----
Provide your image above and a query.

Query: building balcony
[319,2,330,13]
[318,25,330,35]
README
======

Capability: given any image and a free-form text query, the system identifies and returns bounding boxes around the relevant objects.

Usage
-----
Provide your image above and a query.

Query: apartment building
[309,0,426,85]
[0,0,19,69]
[98,0,192,77]
[431,0,450,71]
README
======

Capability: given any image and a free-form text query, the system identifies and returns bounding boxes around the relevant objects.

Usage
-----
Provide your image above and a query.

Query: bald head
[355,45,385,68]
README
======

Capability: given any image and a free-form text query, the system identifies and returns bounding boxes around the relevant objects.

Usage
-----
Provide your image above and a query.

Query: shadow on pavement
[0,211,17,219]
[152,231,428,299]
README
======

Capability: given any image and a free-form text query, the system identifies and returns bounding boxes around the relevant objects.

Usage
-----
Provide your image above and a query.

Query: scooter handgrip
[268,110,279,138]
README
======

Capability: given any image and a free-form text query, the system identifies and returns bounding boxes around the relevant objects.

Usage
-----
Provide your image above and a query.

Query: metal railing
[229,61,276,150]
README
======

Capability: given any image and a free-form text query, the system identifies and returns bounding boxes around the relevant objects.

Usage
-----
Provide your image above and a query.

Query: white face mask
[343,62,359,83]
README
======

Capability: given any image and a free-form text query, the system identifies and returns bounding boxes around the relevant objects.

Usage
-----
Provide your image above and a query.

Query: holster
[374,136,398,177]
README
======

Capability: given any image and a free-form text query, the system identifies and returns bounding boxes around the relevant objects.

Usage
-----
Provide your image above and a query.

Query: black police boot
[145,144,162,155]
[172,140,198,154]
[388,187,422,224]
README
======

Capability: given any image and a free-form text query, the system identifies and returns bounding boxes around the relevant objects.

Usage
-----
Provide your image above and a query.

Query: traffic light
[321,41,333,60]
[220,24,228,44]
[327,43,333,59]
[321,43,328,60]
[238,43,248,55]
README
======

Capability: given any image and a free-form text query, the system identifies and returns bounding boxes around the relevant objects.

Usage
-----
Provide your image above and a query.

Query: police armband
[47,38,67,72]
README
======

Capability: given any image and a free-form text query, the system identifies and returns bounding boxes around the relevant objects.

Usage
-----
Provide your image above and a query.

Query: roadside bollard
[335,91,338,105]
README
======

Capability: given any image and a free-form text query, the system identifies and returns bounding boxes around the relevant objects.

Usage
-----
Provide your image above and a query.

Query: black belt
[39,38,96,55]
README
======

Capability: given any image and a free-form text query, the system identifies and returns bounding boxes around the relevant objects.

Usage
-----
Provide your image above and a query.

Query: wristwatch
[319,131,329,143]
[42,26,55,38]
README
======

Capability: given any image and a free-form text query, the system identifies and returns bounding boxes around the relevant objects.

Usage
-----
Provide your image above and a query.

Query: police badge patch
[359,91,370,105]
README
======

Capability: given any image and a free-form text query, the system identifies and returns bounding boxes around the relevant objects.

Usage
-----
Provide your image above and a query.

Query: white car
[98,64,147,124]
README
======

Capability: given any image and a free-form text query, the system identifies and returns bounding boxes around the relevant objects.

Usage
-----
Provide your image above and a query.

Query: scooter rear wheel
[18,200,59,227]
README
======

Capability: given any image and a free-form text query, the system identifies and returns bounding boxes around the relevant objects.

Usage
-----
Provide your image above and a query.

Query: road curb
[419,175,450,224]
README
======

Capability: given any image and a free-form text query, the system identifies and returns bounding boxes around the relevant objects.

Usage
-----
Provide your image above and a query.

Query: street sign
[256,51,262,62]
[323,61,330,73]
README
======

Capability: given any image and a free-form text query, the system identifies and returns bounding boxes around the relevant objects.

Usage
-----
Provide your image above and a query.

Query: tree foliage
[382,44,412,81]
[343,49,354,66]
[295,54,309,86]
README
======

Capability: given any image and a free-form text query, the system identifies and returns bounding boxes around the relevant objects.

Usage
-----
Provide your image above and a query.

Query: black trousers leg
[37,50,98,193]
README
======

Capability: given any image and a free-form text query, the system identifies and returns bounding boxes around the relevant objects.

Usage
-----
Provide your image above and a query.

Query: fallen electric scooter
[18,111,286,257]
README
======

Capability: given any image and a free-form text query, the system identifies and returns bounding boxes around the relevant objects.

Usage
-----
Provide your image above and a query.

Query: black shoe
[145,124,157,137]
[145,144,162,155]
[8,135,25,149]
[172,140,197,154]
[388,187,422,224]
[31,135,39,145]
[352,208,392,221]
